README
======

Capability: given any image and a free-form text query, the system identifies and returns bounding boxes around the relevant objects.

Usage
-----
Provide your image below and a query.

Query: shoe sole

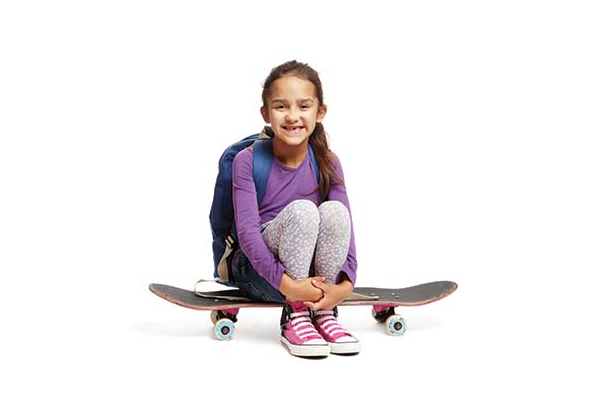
[280,337,330,358]
[329,340,361,355]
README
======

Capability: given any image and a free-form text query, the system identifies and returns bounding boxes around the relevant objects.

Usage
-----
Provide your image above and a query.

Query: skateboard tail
[148,283,282,311]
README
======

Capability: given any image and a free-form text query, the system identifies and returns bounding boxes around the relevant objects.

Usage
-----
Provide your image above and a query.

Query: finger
[311,279,329,291]
[307,299,325,311]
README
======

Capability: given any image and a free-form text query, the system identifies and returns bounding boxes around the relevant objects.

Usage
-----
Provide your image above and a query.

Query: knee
[284,200,320,231]
[288,199,319,215]
[318,201,350,230]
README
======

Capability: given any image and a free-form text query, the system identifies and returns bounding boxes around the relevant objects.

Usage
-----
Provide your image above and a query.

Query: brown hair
[261,60,343,198]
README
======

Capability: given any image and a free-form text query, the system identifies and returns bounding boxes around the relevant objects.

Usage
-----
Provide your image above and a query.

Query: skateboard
[149,280,458,340]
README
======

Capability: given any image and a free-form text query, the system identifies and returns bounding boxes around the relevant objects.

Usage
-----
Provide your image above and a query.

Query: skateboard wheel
[214,318,235,341]
[385,315,406,336]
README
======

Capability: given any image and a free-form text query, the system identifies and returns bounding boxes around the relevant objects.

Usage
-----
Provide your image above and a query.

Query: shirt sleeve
[327,154,358,285]
[232,148,286,289]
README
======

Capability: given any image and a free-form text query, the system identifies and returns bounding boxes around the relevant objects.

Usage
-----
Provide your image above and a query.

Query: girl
[231,60,359,357]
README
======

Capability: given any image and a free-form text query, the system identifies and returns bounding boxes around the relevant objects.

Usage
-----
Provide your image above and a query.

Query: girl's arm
[232,148,286,288]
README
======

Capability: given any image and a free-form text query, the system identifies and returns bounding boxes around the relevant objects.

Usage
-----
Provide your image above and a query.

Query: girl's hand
[304,279,354,311]
[279,275,325,303]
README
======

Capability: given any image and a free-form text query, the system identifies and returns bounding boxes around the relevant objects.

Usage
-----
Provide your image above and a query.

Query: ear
[316,104,327,123]
[260,106,270,123]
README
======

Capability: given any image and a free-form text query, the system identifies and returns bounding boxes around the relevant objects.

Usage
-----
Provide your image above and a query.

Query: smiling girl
[231,61,359,357]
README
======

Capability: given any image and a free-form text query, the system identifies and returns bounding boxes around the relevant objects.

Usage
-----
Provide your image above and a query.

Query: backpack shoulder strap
[252,139,274,206]
[307,144,321,201]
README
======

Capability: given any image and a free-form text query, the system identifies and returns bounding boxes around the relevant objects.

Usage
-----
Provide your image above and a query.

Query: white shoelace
[314,311,351,338]
[290,311,321,339]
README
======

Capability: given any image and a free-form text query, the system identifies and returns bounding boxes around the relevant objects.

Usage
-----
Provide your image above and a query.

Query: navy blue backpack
[209,128,319,285]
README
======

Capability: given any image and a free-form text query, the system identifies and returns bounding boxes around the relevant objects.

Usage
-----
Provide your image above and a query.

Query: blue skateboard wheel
[214,318,235,341]
[385,315,407,336]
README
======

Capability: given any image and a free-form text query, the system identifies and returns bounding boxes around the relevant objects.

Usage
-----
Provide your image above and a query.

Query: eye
[300,104,311,110]
[275,104,286,110]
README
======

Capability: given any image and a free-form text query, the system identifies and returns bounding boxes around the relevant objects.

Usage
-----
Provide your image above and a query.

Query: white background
[1,1,599,398]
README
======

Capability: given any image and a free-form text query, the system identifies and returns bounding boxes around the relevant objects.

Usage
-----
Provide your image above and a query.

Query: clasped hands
[279,274,354,311]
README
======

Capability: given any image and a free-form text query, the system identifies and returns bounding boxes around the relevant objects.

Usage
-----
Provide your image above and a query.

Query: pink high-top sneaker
[312,308,360,354]
[280,301,330,357]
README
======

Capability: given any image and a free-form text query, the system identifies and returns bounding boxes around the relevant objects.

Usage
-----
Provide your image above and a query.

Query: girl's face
[261,75,327,149]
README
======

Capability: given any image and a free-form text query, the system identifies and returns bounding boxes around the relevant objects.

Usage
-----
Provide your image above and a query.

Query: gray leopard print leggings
[261,200,351,284]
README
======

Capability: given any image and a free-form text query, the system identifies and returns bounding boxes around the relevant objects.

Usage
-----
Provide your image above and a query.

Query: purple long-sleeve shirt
[232,147,357,290]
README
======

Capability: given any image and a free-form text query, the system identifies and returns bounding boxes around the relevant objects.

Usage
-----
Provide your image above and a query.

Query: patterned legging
[262,200,351,284]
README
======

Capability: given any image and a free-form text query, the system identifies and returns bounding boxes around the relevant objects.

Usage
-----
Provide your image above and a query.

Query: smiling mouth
[283,126,304,134]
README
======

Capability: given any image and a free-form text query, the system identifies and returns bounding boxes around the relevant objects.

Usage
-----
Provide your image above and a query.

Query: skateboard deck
[149,280,457,339]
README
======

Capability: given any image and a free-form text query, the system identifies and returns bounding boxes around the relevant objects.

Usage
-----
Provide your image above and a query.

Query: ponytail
[309,122,344,198]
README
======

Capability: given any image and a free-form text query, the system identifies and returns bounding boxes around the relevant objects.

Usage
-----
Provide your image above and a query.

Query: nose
[285,106,299,122]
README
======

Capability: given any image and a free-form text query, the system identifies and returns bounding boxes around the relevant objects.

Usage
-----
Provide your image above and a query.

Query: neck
[272,138,309,168]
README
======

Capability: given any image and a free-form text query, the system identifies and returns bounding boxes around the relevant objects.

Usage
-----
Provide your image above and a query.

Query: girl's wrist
[279,274,296,300]
[338,278,353,293]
